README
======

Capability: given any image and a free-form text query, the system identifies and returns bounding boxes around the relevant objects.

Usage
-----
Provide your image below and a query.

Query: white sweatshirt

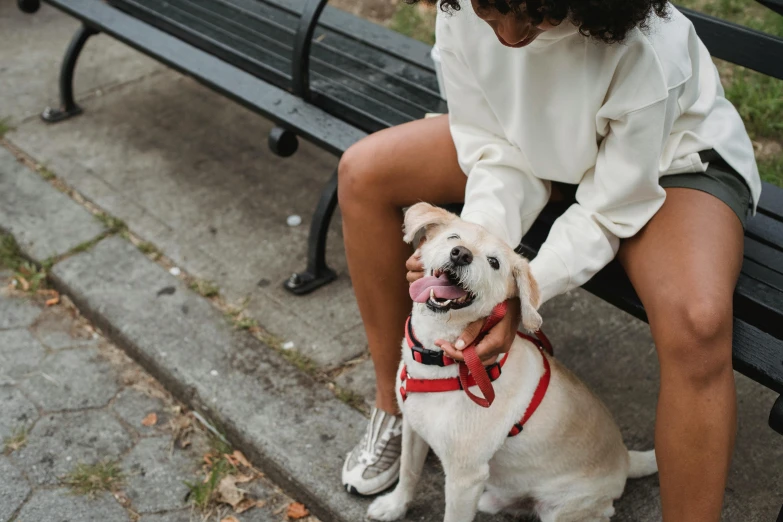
[435,6,761,304]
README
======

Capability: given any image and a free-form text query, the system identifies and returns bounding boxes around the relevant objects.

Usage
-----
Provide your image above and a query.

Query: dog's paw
[367,492,407,521]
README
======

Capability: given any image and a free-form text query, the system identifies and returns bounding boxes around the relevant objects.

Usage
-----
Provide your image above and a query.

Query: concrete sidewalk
[0,264,319,521]
[1,2,781,520]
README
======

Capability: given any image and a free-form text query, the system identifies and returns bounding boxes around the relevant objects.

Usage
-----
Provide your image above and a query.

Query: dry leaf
[287,502,309,519]
[216,475,244,508]
[256,500,267,508]
[18,277,30,291]
[235,498,256,514]
[232,450,252,468]
[220,517,239,522]
[45,295,60,307]
[234,473,254,484]
[203,454,214,466]
[141,412,158,426]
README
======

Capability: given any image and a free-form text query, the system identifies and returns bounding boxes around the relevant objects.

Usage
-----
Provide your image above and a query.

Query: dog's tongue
[409,274,468,303]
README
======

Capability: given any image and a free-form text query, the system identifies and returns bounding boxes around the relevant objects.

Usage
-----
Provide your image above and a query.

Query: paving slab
[0,1,162,123]
[30,303,98,350]
[0,386,39,441]
[0,456,31,522]
[14,409,132,485]
[0,147,106,261]
[0,329,47,379]
[0,297,42,330]
[112,388,169,437]
[19,348,120,411]
[334,359,376,409]
[121,437,197,513]
[13,488,129,522]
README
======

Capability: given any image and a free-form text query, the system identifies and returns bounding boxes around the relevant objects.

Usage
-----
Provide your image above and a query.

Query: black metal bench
[17,0,783,514]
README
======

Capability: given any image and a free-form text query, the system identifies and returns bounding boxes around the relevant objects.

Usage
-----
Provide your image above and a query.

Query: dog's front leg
[367,417,430,521]
[442,462,490,522]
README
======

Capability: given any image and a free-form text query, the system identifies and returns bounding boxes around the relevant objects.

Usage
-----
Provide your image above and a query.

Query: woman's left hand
[435,298,521,364]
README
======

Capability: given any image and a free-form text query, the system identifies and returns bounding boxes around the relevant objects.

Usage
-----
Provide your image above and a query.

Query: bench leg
[41,24,99,123]
[770,394,783,436]
[778,503,783,522]
[283,169,338,295]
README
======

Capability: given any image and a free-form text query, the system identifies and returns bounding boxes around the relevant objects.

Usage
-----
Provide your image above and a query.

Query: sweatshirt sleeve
[437,45,551,247]
[528,99,671,304]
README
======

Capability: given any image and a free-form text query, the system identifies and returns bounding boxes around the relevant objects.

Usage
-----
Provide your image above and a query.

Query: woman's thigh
[618,187,744,358]
[338,115,467,208]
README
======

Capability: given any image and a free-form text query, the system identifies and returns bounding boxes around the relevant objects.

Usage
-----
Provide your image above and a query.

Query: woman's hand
[406,239,426,284]
[435,298,521,365]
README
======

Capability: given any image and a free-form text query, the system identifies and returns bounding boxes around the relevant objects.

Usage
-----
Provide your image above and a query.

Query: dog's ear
[403,203,456,243]
[513,258,542,332]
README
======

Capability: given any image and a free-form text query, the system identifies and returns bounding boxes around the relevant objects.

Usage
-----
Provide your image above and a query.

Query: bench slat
[758,181,783,221]
[745,237,783,278]
[43,0,367,156]
[733,320,783,394]
[109,0,442,132]
[678,6,783,80]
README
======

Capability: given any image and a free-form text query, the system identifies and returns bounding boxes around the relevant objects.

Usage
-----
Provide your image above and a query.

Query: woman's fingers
[406,248,425,283]
[455,318,484,350]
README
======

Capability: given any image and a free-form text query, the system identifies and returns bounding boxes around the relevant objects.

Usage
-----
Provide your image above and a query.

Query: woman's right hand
[406,240,426,284]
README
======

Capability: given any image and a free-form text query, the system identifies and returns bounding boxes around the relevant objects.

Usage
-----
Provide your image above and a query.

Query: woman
[338,0,759,520]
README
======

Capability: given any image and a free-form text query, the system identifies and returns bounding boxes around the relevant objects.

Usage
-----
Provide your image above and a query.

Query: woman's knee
[338,137,389,210]
[651,291,734,387]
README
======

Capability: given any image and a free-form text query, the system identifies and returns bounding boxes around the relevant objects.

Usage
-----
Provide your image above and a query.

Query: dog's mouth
[408,267,476,313]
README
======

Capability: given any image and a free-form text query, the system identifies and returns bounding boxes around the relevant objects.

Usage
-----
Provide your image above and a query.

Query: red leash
[458,302,508,408]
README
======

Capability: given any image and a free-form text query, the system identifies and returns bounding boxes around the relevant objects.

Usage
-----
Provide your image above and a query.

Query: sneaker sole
[343,478,399,497]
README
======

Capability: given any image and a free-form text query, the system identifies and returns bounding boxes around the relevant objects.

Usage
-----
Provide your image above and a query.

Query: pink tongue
[409,274,468,303]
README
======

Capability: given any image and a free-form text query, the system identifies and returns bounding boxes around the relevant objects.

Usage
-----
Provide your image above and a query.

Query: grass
[95,212,128,235]
[0,118,12,139]
[334,386,367,411]
[0,233,48,292]
[184,435,236,511]
[190,279,220,298]
[3,426,29,455]
[759,154,783,186]
[0,233,24,271]
[61,460,124,497]
[389,3,436,45]
[137,241,161,259]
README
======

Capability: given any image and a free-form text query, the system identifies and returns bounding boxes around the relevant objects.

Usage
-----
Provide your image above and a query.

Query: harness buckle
[411,345,448,366]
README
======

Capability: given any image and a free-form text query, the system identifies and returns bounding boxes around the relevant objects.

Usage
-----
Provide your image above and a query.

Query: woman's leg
[338,115,466,414]
[618,188,744,521]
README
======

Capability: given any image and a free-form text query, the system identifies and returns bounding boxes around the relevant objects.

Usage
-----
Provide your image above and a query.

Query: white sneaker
[342,407,402,496]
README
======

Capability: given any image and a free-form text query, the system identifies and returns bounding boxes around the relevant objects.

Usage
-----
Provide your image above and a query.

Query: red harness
[400,303,553,437]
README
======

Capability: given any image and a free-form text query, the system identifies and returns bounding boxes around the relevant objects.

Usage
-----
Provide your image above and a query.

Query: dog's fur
[367,203,656,522]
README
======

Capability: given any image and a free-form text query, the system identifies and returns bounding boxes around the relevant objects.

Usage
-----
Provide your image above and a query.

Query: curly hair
[411,0,669,43]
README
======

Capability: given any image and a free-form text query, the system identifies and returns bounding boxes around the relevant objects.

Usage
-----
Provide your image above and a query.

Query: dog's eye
[487,257,500,270]
[447,234,460,240]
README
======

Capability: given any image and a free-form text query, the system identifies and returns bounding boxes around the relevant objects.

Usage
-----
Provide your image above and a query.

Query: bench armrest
[292,0,329,100]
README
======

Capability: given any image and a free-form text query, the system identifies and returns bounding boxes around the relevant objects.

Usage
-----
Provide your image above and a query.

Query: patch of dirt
[754,139,783,161]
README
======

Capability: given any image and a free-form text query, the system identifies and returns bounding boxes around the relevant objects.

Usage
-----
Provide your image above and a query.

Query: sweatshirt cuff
[528,248,570,305]
[460,209,514,246]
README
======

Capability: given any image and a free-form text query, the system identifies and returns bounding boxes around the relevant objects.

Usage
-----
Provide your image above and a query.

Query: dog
[366,203,657,522]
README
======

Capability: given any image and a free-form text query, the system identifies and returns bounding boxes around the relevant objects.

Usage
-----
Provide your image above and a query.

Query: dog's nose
[450,246,473,266]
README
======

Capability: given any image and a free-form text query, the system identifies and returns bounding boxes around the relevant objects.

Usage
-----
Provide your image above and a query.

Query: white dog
[366,203,657,522]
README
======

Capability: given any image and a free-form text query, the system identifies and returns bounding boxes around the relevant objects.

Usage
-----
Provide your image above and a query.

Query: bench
[17,0,783,515]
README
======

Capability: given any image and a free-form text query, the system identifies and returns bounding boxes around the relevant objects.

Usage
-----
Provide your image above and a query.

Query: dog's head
[404,203,542,331]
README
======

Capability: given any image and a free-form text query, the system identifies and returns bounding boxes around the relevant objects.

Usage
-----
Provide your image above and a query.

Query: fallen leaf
[216,475,244,508]
[234,473,254,484]
[224,453,239,467]
[17,277,30,291]
[45,295,60,306]
[141,412,158,426]
[235,498,256,514]
[203,453,214,466]
[287,502,309,519]
[220,517,239,522]
[232,450,252,468]
[256,500,267,508]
